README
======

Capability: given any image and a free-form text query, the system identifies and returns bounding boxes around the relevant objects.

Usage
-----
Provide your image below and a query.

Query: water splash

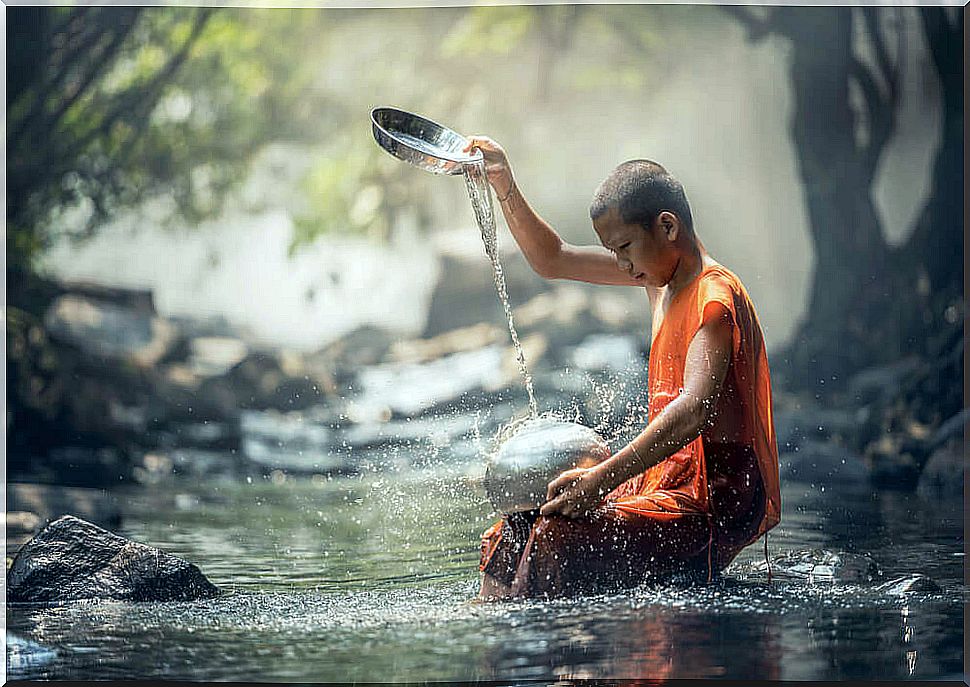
[462,159,538,417]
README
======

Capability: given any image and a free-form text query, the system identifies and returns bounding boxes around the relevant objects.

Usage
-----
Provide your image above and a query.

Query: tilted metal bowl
[371,107,482,175]
[484,417,612,514]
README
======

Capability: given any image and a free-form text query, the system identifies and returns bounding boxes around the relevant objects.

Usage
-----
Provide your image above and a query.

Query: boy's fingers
[546,477,563,502]
[546,471,576,501]
[539,497,560,516]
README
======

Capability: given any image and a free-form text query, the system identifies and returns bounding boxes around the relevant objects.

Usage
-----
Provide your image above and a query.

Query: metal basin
[484,417,611,514]
[371,107,482,175]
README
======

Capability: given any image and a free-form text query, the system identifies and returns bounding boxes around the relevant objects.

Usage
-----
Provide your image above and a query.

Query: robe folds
[480,264,781,598]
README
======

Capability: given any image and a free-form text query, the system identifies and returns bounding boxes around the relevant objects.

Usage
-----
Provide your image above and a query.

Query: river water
[5,443,965,681]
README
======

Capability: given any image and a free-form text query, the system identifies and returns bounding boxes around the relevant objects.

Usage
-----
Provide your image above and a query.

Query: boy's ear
[659,211,679,242]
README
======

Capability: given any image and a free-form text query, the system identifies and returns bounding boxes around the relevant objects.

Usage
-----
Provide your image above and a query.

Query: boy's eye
[618,242,631,251]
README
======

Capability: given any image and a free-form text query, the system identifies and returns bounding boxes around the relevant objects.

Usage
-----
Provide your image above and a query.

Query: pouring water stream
[462,158,538,417]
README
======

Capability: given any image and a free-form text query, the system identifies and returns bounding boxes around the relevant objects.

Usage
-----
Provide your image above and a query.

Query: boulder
[846,357,922,404]
[422,251,549,338]
[187,336,249,377]
[7,515,220,603]
[774,406,859,452]
[43,294,176,367]
[198,350,328,412]
[310,325,397,385]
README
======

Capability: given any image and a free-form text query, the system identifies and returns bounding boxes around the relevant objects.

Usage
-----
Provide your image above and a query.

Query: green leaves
[8,7,327,267]
[8,5,671,267]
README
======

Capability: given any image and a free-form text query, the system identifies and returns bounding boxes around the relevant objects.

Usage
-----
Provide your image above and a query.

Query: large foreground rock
[7,515,221,603]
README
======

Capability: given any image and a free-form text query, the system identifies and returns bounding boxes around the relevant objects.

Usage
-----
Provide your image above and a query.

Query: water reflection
[5,454,964,681]
[476,603,782,680]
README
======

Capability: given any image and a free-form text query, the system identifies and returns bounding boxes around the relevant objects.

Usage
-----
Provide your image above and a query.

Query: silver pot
[484,417,611,514]
[371,107,482,176]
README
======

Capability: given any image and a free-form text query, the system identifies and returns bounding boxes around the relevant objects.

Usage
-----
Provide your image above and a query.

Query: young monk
[463,136,781,599]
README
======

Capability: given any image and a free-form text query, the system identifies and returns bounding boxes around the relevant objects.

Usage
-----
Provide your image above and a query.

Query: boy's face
[593,206,680,288]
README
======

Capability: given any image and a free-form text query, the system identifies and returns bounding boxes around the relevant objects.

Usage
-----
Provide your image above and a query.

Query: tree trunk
[777,8,896,388]
[894,7,964,352]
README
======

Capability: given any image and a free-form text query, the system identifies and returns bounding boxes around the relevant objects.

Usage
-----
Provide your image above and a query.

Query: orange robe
[607,263,781,566]
[480,263,781,595]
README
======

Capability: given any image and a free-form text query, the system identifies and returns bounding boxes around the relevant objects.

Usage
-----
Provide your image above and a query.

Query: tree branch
[12,8,215,226]
[918,7,961,108]
[721,6,774,42]
[57,9,215,178]
[849,57,895,178]
[861,7,897,101]
[10,9,101,134]
[14,10,143,151]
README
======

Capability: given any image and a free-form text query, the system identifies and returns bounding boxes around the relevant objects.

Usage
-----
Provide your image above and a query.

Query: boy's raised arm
[464,136,642,287]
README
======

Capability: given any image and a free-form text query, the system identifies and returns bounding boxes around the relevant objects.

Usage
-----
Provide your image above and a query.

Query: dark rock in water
[311,325,396,384]
[774,406,859,451]
[930,407,970,448]
[874,574,942,595]
[753,549,881,584]
[846,357,922,405]
[44,293,176,366]
[866,442,923,490]
[7,515,220,603]
[198,351,327,412]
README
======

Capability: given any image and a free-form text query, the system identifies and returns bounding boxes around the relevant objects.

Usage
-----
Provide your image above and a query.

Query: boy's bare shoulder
[701,260,746,291]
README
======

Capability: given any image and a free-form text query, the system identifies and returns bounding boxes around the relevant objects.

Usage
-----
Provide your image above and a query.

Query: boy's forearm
[591,393,710,495]
[593,313,733,494]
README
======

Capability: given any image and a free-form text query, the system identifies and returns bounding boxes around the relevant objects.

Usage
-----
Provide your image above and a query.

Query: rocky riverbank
[7,268,646,488]
[7,267,963,545]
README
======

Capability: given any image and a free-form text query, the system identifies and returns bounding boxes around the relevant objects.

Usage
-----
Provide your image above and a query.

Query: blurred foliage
[7,7,330,270]
[441,6,535,57]
[8,5,684,266]
[290,128,392,249]
[287,5,673,250]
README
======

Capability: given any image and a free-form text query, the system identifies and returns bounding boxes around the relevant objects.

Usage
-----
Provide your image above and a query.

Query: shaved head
[590,160,693,232]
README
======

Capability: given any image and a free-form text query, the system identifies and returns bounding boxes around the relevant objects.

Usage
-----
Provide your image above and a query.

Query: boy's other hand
[541,467,607,519]
[463,135,514,199]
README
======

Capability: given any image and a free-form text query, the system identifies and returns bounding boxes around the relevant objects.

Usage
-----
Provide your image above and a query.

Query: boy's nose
[616,255,632,271]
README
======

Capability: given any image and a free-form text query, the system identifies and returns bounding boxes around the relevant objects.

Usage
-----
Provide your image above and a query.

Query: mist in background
[38,5,942,353]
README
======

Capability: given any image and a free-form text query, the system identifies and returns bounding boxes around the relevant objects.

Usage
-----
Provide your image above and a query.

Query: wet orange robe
[480,263,781,594]
[607,263,781,560]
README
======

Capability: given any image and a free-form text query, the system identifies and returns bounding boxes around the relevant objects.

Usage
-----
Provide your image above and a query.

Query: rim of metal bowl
[370,106,483,165]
